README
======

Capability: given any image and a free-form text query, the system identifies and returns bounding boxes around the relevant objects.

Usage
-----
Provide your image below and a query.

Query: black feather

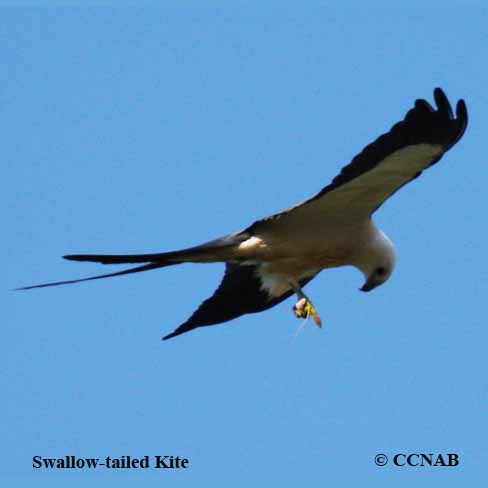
[162,264,316,340]
[15,262,170,290]
[247,88,468,232]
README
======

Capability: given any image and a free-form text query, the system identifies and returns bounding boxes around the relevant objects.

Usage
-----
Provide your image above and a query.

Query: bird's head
[357,230,396,292]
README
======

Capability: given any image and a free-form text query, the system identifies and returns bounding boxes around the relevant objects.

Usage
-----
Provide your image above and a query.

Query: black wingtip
[431,87,468,149]
[456,98,468,129]
[162,318,204,340]
[432,87,468,129]
[414,98,434,112]
[433,87,453,118]
[162,329,184,341]
[433,87,445,99]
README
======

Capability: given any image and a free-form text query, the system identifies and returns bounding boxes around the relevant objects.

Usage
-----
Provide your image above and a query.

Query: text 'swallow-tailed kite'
[19,88,468,340]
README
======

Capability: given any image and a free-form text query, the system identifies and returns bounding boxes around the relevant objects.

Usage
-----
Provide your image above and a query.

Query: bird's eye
[376,267,386,276]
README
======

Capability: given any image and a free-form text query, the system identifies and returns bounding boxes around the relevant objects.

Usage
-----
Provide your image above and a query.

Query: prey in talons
[292,294,322,328]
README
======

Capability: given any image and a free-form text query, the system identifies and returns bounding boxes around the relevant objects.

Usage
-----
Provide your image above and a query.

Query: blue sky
[3,6,487,487]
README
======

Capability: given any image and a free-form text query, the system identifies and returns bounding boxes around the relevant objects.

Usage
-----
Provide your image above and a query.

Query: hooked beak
[360,280,376,292]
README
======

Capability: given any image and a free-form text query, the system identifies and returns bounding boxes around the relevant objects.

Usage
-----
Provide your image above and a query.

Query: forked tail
[15,261,176,290]
[16,248,200,290]
[16,232,247,291]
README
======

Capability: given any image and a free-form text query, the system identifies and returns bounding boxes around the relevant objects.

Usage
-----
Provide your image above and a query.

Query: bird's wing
[247,88,468,236]
[162,263,317,340]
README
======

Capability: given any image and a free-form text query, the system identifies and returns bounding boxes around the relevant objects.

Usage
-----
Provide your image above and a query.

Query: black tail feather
[63,252,177,265]
[62,233,251,266]
[15,261,174,291]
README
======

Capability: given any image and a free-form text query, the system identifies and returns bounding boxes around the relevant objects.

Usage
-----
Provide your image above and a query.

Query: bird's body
[18,88,468,340]
[234,219,375,288]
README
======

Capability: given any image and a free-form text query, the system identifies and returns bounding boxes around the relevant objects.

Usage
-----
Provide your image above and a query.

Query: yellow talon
[293,298,322,327]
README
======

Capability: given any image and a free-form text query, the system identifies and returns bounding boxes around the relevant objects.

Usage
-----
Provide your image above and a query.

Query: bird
[18,88,468,340]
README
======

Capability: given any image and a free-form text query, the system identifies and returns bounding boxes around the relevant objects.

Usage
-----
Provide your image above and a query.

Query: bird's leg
[289,282,322,328]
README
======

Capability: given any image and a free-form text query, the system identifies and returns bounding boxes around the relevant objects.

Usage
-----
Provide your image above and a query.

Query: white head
[356,229,396,292]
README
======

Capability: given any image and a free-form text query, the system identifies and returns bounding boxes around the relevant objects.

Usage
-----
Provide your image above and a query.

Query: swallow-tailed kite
[19,88,468,340]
